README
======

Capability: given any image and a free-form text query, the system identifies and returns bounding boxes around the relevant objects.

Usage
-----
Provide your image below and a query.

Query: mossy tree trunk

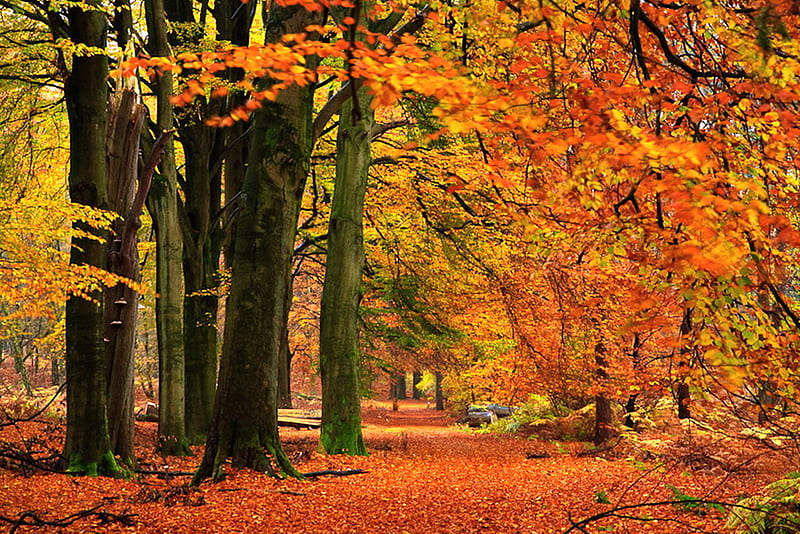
[318,6,407,456]
[194,4,322,483]
[145,0,191,456]
[60,2,121,477]
[319,88,373,456]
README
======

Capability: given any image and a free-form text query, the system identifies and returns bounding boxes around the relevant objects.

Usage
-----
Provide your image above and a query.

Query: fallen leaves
[0,400,792,533]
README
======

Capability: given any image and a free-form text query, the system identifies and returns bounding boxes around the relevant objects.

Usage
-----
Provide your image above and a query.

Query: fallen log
[278,416,321,429]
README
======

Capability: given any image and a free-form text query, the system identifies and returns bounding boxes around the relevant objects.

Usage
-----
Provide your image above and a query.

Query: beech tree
[58,0,119,475]
[144,0,191,456]
[194,2,323,482]
[318,5,415,456]
[105,91,146,463]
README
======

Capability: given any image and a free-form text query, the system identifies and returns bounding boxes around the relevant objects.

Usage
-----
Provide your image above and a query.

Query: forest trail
[0,400,782,533]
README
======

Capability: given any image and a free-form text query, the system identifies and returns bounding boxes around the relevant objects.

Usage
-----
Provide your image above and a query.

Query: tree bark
[105,90,146,464]
[177,89,221,446]
[593,344,613,446]
[435,372,445,411]
[623,333,641,428]
[278,329,293,409]
[412,371,422,399]
[317,5,408,456]
[61,1,121,476]
[676,308,692,420]
[145,0,190,456]
[159,0,233,447]
[319,86,374,456]
[194,3,322,483]
[217,0,254,269]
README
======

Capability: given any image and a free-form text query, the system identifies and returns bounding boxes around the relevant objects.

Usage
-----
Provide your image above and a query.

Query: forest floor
[0,398,795,533]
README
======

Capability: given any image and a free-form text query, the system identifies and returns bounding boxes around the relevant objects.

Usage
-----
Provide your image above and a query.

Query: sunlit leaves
[0,197,135,337]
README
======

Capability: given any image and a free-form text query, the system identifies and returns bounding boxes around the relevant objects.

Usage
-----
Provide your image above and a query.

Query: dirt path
[0,400,779,533]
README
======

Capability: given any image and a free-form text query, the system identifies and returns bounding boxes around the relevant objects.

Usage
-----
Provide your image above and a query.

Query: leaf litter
[0,400,792,533]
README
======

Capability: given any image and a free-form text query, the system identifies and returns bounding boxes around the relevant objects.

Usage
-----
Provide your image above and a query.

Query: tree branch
[312,5,432,142]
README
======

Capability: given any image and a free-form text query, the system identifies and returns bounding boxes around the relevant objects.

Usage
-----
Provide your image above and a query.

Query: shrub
[727,473,800,534]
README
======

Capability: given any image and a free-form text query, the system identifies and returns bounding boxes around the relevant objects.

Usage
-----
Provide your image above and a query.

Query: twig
[301,469,369,477]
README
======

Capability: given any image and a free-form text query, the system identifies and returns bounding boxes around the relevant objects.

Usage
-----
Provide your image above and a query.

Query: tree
[104,90,146,463]
[163,0,254,446]
[195,2,323,482]
[319,82,373,455]
[59,0,120,476]
[144,0,190,456]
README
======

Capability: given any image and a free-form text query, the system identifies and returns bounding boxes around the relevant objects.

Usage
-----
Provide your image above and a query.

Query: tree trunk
[623,333,641,429]
[396,374,407,399]
[160,0,233,447]
[105,90,146,464]
[278,329,293,409]
[216,0,254,269]
[61,2,121,476]
[435,372,445,411]
[317,6,408,456]
[145,0,190,456]
[319,87,374,456]
[412,371,422,399]
[593,344,613,446]
[180,113,223,445]
[676,308,692,420]
[194,3,322,483]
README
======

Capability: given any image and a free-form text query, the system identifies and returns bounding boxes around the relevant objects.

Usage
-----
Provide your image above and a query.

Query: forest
[0,0,799,531]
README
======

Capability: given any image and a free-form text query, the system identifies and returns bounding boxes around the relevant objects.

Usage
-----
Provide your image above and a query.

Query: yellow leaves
[0,197,131,327]
[496,38,515,49]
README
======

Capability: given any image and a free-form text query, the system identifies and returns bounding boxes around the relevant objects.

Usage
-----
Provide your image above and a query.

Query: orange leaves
[668,240,741,279]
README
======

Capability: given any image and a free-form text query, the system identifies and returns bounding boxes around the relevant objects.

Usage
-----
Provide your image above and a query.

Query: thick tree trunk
[62,3,121,476]
[319,89,373,456]
[105,91,146,464]
[180,118,222,444]
[145,0,190,456]
[195,4,322,483]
